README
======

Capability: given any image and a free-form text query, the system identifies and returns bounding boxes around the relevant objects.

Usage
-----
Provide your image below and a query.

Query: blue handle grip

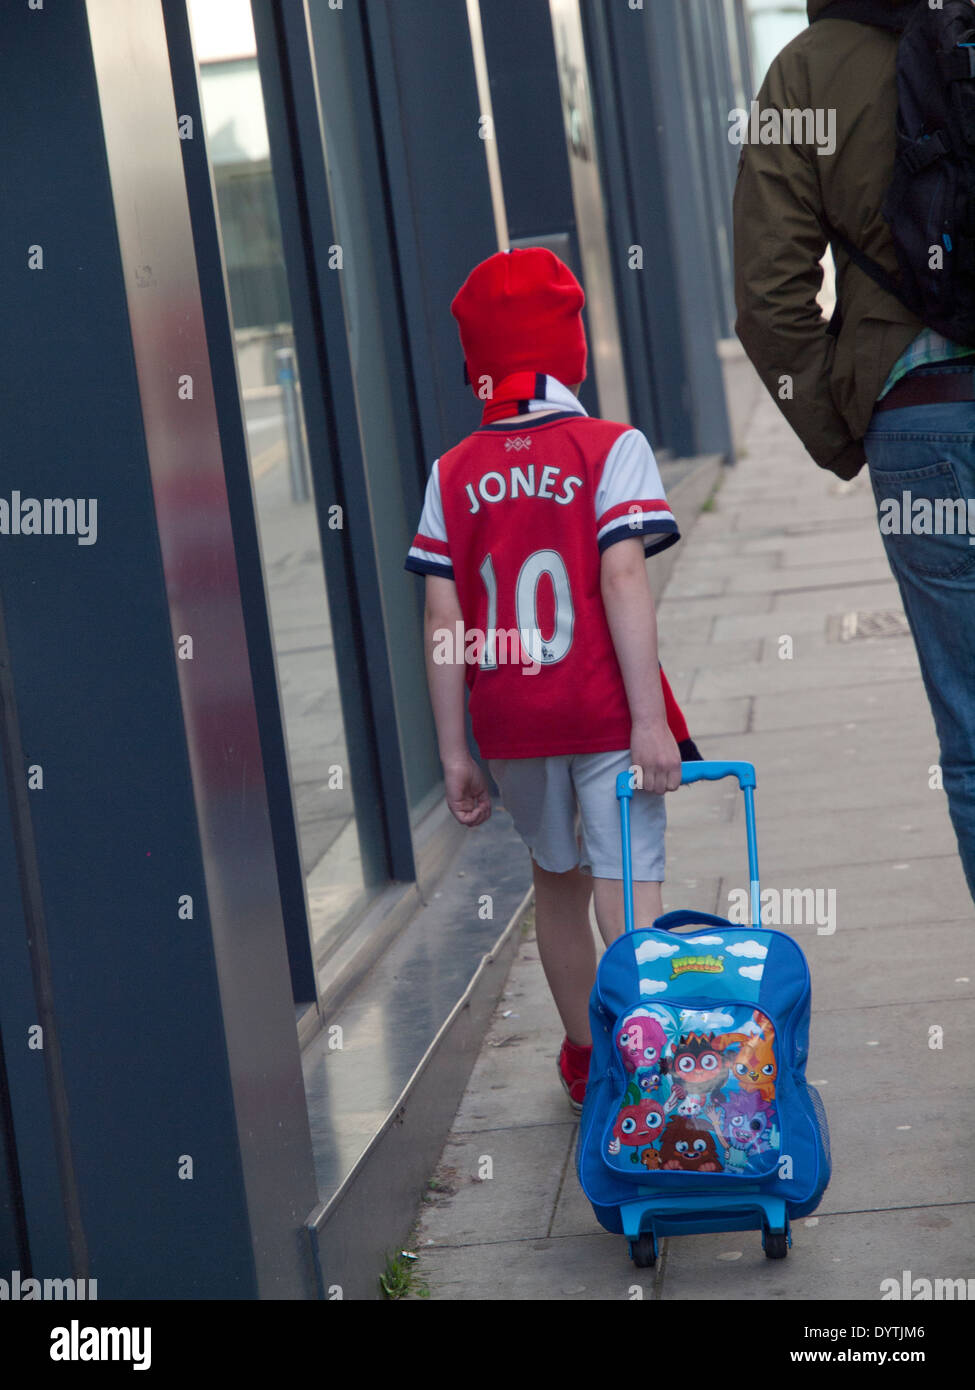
[615,761,761,932]
[678,760,755,789]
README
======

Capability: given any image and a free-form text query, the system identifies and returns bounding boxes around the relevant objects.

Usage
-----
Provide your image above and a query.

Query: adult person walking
[733,0,975,906]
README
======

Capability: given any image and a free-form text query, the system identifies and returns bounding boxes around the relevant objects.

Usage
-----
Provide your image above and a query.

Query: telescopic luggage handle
[616,760,761,933]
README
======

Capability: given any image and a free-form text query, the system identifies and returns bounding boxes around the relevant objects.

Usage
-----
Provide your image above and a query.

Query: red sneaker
[558,1036,592,1113]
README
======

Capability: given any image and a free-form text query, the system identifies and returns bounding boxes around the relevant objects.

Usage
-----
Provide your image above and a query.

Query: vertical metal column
[681,0,738,339]
[162,0,317,1006]
[0,0,320,1296]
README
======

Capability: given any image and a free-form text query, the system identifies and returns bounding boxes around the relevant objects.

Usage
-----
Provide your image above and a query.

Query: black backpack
[814,0,975,344]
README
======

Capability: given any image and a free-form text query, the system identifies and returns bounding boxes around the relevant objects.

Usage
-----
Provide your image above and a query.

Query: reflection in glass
[188,0,368,964]
[549,0,630,423]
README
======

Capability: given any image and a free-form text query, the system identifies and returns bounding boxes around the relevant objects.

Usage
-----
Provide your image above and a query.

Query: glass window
[549,0,630,423]
[188,0,371,966]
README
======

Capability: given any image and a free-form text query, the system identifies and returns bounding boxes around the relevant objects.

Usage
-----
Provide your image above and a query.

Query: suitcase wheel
[629,1233,657,1268]
[762,1227,790,1260]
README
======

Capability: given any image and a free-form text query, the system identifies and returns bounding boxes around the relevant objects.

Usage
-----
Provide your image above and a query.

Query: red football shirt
[405,378,679,758]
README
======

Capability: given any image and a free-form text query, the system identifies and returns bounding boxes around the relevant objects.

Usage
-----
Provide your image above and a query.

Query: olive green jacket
[733,0,922,479]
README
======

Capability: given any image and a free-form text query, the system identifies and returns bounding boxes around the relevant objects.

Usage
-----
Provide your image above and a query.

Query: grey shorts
[488,749,666,880]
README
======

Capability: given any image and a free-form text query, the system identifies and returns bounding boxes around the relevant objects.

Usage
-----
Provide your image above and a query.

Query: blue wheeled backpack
[576,762,831,1266]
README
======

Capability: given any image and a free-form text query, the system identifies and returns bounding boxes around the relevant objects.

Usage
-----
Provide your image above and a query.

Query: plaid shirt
[879,329,975,399]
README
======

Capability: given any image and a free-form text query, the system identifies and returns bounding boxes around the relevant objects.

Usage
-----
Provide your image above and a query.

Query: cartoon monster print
[658,1115,723,1172]
[720,1012,777,1102]
[608,1098,666,1160]
[664,1032,733,1114]
[674,1094,704,1118]
[706,1090,776,1169]
[616,1011,668,1075]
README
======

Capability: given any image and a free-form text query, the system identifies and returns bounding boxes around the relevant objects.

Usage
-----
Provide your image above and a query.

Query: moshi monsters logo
[670,954,725,980]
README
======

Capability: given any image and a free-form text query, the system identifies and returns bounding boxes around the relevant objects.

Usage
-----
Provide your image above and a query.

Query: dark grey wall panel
[479,0,574,242]
[616,0,733,460]
[0,0,318,1297]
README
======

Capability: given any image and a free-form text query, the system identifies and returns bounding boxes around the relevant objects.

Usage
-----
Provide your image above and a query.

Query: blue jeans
[863,369,975,908]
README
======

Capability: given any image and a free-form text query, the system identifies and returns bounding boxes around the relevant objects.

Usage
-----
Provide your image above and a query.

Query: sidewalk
[405,383,975,1301]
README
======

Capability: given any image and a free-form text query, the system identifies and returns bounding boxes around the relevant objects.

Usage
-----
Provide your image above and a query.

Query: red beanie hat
[451,247,587,395]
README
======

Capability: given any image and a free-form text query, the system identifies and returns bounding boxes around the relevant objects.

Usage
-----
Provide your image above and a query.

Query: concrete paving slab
[712,607,842,642]
[416,1122,576,1246]
[693,719,938,812]
[750,679,930,732]
[806,1089,975,1215]
[660,573,729,599]
[657,614,716,645]
[666,797,956,880]
[726,557,894,594]
[409,1228,660,1300]
[674,696,752,737]
[734,525,879,558]
[661,876,724,916]
[801,920,975,1010]
[668,551,773,574]
[659,1205,975,1302]
[656,637,764,674]
[549,1154,611,1241]
[655,592,775,621]
[690,640,921,701]
[756,627,917,657]
[728,502,880,532]
[454,1045,575,1133]
[810,998,974,1099]
[770,581,905,614]
[716,855,972,932]
[755,528,885,566]
[674,539,766,563]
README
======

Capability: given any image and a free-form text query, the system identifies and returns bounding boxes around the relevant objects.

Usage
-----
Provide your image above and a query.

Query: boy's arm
[424,575,491,826]
[600,537,681,795]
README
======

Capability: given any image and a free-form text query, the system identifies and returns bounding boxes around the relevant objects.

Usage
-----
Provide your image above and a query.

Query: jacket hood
[807,0,914,20]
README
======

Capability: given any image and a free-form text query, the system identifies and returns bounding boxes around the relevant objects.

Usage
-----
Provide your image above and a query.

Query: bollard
[275,346,310,503]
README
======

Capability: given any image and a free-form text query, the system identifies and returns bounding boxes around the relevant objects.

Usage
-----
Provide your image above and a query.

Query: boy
[405,247,684,1109]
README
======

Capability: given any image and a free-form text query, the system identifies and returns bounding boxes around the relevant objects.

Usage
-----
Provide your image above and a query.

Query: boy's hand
[444,757,492,827]
[630,718,682,795]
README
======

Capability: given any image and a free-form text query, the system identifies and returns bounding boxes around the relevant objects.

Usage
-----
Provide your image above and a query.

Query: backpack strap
[827,225,910,306]
[812,2,917,332]
[812,0,916,31]
[651,910,735,934]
